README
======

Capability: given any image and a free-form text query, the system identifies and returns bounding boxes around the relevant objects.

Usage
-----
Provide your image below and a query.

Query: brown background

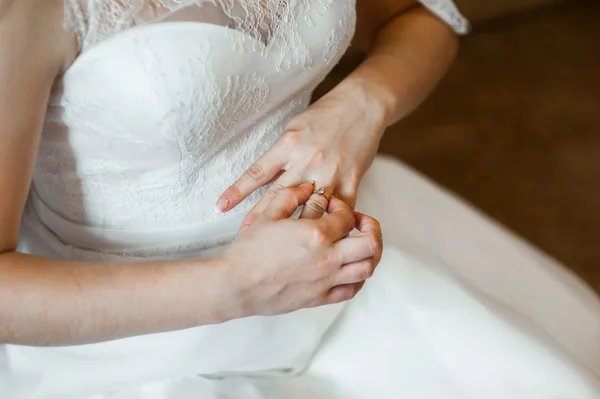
[319,0,600,292]
[455,0,563,21]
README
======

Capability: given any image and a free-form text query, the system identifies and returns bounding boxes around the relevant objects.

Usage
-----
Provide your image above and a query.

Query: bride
[1,0,599,398]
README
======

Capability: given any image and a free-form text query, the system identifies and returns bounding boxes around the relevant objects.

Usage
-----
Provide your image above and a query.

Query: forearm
[335,6,459,128]
[0,252,228,346]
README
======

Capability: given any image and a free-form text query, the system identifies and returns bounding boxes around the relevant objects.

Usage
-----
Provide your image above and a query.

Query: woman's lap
[357,156,600,376]
[7,156,600,398]
[113,156,600,398]
[280,246,599,398]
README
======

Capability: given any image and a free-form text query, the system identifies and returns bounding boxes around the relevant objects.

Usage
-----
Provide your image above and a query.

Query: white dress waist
[19,190,244,261]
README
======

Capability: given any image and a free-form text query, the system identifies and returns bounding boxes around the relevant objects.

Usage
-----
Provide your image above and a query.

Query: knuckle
[290,197,300,209]
[229,184,243,198]
[328,290,345,304]
[309,226,329,247]
[344,287,358,301]
[308,149,326,164]
[278,187,294,198]
[373,219,382,233]
[305,199,327,215]
[281,130,301,147]
[267,183,285,200]
[277,187,300,208]
[362,262,375,280]
[246,164,264,181]
[266,190,278,201]
[368,235,382,256]
[321,249,340,269]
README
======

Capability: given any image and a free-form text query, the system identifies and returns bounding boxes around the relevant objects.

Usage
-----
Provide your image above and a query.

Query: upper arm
[353,0,419,52]
[0,0,74,252]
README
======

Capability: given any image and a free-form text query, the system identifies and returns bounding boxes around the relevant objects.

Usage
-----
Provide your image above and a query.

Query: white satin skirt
[3,156,600,398]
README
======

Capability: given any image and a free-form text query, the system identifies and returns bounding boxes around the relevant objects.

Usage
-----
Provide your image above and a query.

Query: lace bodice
[23,1,468,262]
[63,1,469,52]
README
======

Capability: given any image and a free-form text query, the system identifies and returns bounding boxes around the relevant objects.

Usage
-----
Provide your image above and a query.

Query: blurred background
[318,0,600,292]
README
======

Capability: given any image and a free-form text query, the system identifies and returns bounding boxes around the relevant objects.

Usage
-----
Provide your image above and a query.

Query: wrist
[203,252,253,322]
[178,256,240,325]
[333,72,397,132]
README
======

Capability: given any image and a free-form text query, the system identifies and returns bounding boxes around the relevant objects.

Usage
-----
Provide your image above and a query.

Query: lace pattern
[34,0,469,261]
[35,0,354,253]
[64,0,469,52]
[419,0,469,34]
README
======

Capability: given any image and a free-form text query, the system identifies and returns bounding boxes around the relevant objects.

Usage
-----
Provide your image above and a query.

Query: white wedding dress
[2,1,600,398]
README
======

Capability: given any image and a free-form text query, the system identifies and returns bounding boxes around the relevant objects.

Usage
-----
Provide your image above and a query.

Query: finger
[217,152,286,212]
[262,182,314,221]
[333,259,375,286]
[325,281,365,305]
[239,173,300,231]
[312,198,356,242]
[354,212,384,263]
[299,192,330,219]
[333,232,380,264]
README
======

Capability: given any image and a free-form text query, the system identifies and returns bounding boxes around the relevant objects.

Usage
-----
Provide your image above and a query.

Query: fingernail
[216,197,230,212]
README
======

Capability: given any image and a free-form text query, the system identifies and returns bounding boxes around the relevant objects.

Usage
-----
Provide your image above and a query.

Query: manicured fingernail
[216,197,230,212]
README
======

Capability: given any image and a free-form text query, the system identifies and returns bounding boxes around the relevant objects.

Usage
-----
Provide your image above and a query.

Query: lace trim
[64,0,469,52]
[64,0,296,52]
[419,0,470,34]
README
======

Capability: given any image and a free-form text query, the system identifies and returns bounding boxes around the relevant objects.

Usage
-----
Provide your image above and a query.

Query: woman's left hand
[216,86,388,229]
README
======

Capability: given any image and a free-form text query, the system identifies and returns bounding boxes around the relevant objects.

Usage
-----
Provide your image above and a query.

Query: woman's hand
[217,182,383,319]
[216,85,388,227]
[215,0,460,228]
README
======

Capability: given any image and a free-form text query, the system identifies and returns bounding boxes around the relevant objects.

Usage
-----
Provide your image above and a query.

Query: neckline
[63,21,268,77]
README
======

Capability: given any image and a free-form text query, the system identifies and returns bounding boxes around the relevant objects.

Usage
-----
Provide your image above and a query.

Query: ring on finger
[312,186,333,201]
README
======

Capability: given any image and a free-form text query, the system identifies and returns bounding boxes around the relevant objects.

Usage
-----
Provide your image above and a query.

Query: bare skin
[0,0,382,346]
[218,0,459,224]
[0,0,457,346]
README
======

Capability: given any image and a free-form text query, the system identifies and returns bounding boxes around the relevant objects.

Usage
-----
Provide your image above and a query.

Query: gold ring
[312,187,332,201]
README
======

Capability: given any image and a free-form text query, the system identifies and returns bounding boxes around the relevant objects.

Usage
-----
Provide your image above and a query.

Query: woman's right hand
[217,182,383,319]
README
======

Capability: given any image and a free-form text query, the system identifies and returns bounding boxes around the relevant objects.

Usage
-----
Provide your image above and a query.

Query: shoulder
[0,0,77,74]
